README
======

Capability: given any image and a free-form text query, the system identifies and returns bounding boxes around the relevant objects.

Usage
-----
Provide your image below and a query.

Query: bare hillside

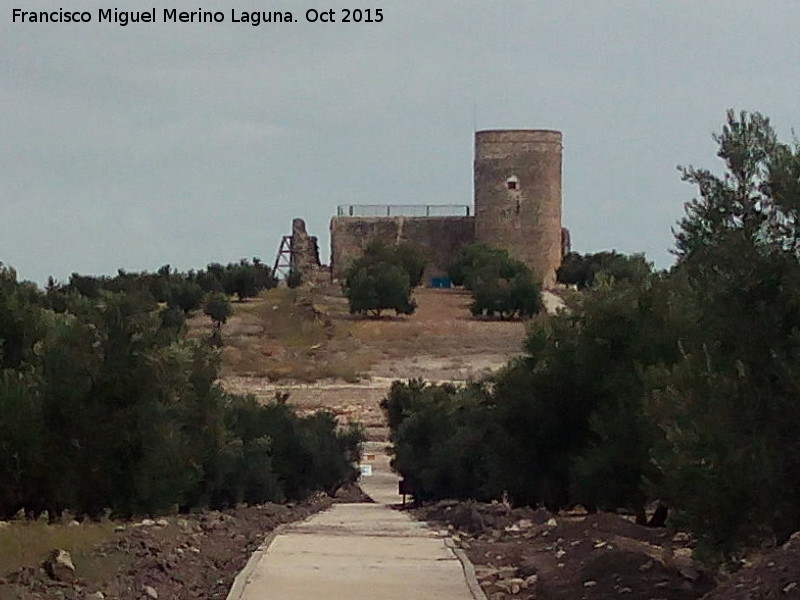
[204,285,529,439]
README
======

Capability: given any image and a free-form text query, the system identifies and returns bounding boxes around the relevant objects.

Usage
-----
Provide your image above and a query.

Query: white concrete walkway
[227,442,480,600]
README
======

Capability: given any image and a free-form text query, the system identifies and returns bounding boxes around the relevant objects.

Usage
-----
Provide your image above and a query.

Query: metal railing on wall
[336,204,471,217]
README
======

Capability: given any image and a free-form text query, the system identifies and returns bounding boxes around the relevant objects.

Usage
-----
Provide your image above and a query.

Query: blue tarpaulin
[430,277,452,289]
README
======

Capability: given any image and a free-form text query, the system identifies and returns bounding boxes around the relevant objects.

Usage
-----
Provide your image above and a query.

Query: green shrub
[381,380,494,503]
[0,370,43,516]
[392,243,426,287]
[470,270,542,319]
[203,292,231,327]
[347,241,426,288]
[557,251,653,289]
[222,396,362,502]
[166,278,205,313]
[216,258,277,300]
[344,259,417,317]
[0,265,361,519]
[448,244,542,319]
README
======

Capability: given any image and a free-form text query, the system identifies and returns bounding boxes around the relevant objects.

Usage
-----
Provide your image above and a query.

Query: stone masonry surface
[330,215,475,281]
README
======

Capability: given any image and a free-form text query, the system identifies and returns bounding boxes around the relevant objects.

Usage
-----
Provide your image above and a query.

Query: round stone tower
[474,129,563,288]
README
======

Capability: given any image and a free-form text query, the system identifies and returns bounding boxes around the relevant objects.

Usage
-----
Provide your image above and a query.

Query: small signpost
[398,479,412,507]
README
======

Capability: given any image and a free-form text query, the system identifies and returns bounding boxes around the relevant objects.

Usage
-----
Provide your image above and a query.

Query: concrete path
[227,442,481,600]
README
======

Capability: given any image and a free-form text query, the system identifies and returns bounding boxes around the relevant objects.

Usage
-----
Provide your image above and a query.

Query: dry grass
[0,519,117,577]
[187,284,528,384]
[188,287,379,383]
[350,288,526,357]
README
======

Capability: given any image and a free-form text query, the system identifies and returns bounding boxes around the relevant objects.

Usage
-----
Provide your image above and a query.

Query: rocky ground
[0,485,369,600]
[702,534,800,600]
[7,495,800,600]
[415,501,800,600]
[415,501,712,600]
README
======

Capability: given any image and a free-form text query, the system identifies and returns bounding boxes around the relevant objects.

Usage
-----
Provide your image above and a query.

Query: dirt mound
[0,497,334,600]
[702,532,800,600]
[333,482,375,503]
[416,500,714,600]
[415,499,551,534]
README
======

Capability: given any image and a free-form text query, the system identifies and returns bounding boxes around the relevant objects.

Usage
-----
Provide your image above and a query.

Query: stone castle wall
[324,129,564,287]
[329,216,475,280]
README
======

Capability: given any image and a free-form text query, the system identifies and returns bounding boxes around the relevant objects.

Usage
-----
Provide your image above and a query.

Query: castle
[283,129,566,288]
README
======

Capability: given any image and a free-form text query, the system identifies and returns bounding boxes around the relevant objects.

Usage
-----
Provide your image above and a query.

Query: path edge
[225,526,284,600]
[445,538,489,600]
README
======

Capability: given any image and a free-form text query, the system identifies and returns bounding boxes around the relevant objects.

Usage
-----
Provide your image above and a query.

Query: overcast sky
[3,1,799,284]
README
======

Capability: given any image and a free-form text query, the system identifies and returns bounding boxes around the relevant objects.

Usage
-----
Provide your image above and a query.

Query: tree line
[0,260,362,520]
[52,258,276,311]
[381,110,800,566]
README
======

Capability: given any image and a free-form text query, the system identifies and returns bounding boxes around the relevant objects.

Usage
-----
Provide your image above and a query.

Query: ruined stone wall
[287,218,332,283]
[329,216,475,281]
[290,218,322,273]
[474,130,563,288]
